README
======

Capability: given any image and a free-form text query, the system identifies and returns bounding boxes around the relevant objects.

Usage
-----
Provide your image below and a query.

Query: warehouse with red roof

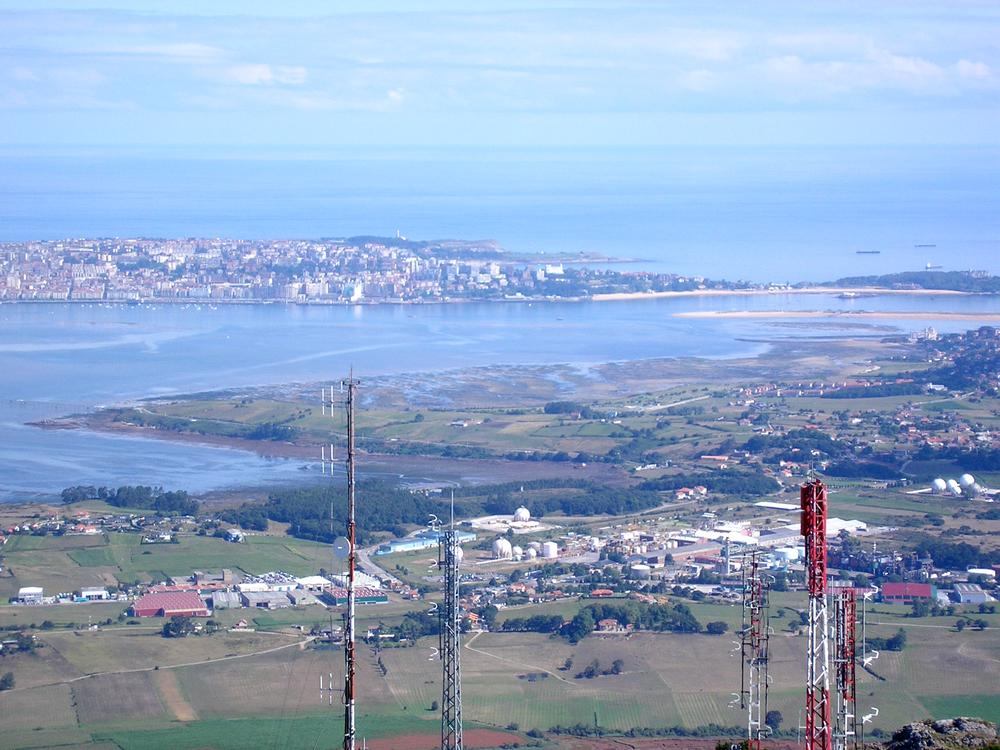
[131,590,210,617]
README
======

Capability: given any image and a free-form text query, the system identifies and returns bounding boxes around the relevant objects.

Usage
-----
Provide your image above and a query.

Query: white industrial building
[18,586,43,604]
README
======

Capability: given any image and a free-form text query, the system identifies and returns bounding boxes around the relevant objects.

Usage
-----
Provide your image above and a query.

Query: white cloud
[221,64,307,86]
[99,43,225,61]
[955,59,991,79]
[677,69,714,92]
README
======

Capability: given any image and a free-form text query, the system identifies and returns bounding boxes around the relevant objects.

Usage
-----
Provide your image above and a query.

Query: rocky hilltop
[885,718,998,750]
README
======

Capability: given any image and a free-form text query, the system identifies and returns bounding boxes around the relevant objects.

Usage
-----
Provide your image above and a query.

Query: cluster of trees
[384,610,439,642]
[542,401,607,420]
[639,470,779,497]
[823,461,903,480]
[548,722,744,738]
[226,481,444,544]
[561,601,701,643]
[499,614,564,633]
[921,446,1000,472]
[244,422,298,441]
[575,658,624,679]
[60,485,198,515]
[914,536,999,568]
[821,383,923,399]
[744,429,847,461]
[867,628,907,652]
[467,479,665,518]
[825,271,1000,294]
[218,505,269,531]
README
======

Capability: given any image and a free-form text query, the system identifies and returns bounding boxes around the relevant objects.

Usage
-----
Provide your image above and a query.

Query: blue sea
[1,145,998,282]
[0,144,998,498]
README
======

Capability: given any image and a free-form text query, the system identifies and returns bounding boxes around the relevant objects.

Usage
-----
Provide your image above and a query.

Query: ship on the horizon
[915,243,937,248]
[855,250,881,254]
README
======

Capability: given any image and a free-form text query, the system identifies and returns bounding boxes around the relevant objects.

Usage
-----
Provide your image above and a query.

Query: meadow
[0,591,995,749]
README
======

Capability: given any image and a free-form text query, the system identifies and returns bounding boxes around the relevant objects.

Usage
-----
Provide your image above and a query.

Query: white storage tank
[541,541,559,559]
[631,563,652,580]
[492,538,513,560]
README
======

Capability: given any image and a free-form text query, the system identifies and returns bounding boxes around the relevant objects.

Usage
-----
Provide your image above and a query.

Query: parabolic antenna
[333,536,351,559]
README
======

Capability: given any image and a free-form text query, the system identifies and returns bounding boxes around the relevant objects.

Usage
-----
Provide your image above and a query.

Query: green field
[0,531,337,600]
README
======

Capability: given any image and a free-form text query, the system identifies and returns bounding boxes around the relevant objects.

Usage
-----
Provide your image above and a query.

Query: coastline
[0,285,986,308]
[589,286,973,302]
[675,309,1000,321]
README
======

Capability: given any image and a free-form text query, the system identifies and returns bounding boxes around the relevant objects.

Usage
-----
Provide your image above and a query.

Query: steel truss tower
[322,376,360,750]
[439,524,463,750]
[739,549,772,750]
[801,479,832,750]
[833,588,857,750]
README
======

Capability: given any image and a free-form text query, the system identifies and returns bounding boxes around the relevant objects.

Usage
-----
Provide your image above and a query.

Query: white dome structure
[932,478,947,493]
[946,479,962,496]
[959,473,976,488]
[528,541,542,552]
[525,548,537,560]
[511,545,524,560]
[492,538,513,560]
[513,506,531,523]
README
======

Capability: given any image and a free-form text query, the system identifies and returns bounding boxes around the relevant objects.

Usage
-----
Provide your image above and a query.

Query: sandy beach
[590,286,973,302]
[674,310,1000,321]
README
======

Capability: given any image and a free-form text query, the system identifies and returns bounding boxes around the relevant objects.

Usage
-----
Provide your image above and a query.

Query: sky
[1,1,999,151]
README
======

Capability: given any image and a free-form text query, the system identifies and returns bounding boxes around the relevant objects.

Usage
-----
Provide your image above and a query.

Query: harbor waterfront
[3,292,1000,500]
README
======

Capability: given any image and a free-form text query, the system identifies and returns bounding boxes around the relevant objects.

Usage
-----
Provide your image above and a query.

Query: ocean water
[1,144,998,497]
[2,294,1000,499]
[1,145,998,283]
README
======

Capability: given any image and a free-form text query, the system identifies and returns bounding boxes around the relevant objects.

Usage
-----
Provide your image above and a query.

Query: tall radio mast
[323,374,360,750]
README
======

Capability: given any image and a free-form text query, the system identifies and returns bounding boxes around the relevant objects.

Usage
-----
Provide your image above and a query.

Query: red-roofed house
[132,591,210,617]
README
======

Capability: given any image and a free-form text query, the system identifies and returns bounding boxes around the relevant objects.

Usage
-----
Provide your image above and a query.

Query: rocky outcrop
[885,718,998,750]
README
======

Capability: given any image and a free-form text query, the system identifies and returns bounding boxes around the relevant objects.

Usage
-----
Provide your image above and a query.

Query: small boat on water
[855,250,881,255]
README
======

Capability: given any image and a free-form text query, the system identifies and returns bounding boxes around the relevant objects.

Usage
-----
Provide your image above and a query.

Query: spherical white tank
[932,478,947,493]
[541,541,559,559]
[513,506,531,522]
[959,473,976,488]
[492,538,513,559]
[946,479,962,496]
[525,548,538,559]
[511,545,524,560]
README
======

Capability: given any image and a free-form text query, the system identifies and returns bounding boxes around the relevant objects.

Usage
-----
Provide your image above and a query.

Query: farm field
[0,592,996,748]
[0,531,337,600]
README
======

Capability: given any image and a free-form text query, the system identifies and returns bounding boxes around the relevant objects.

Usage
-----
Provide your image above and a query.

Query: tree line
[60,485,198,515]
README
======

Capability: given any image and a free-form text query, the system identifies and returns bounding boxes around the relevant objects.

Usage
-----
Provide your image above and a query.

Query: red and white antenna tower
[801,479,832,750]
[738,548,772,750]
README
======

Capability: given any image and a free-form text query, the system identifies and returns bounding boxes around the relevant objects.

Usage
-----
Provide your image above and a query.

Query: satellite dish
[333,537,351,559]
